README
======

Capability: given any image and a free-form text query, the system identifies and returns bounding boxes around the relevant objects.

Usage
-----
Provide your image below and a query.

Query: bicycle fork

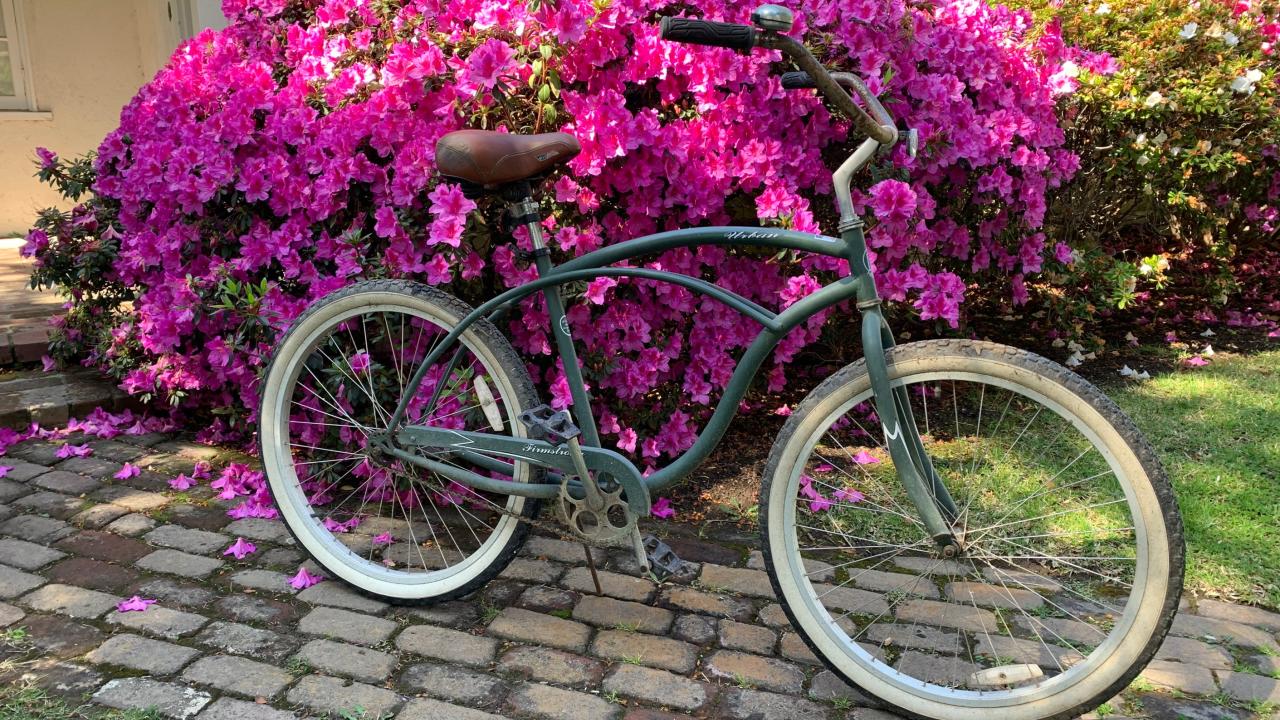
[846,226,964,553]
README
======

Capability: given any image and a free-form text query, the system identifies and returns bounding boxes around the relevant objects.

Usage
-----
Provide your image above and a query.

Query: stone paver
[1172,612,1280,652]
[1197,598,1280,632]
[194,620,299,661]
[721,687,828,720]
[93,678,212,719]
[86,633,200,674]
[0,563,45,598]
[0,600,23,626]
[20,582,117,618]
[401,663,507,706]
[574,594,674,634]
[137,548,224,578]
[1,514,73,543]
[488,606,593,653]
[498,644,605,687]
[719,619,777,654]
[561,566,656,602]
[1216,670,1280,703]
[144,524,231,554]
[297,638,398,683]
[286,674,403,718]
[398,697,506,720]
[703,650,806,693]
[397,622,497,666]
[228,568,294,593]
[896,598,999,634]
[197,697,299,720]
[104,603,208,639]
[182,654,293,698]
[1141,659,1218,696]
[296,579,388,613]
[593,629,698,673]
[31,469,100,495]
[506,681,621,720]
[699,564,775,599]
[660,586,754,620]
[298,606,397,646]
[604,664,712,712]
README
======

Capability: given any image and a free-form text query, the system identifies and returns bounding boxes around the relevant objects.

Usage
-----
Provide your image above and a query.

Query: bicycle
[258,6,1184,719]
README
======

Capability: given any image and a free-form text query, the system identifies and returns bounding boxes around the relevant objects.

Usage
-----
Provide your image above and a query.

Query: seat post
[502,180,548,257]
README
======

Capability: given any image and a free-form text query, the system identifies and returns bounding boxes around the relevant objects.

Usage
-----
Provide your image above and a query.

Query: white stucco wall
[0,0,209,236]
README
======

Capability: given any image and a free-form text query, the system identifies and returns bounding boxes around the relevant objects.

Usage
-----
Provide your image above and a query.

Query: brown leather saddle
[435,130,581,188]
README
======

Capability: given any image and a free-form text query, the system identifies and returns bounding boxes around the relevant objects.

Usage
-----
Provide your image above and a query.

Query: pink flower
[834,487,866,504]
[349,351,370,374]
[56,443,93,459]
[851,449,880,465]
[0,465,11,479]
[372,532,395,546]
[461,38,516,89]
[41,355,57,372]
[224,537,257,559]
[650,497,675,519]
[868,180,917,225]
[1184,356,1209,367]
[323,516,360,533]
[116,596,157,613]
[36,147,58,170]
[168,474,195,491]
[114,463,141,480]
[289,567,324,590]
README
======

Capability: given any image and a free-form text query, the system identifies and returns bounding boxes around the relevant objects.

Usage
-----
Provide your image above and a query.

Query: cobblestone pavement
[1,430,1278,719]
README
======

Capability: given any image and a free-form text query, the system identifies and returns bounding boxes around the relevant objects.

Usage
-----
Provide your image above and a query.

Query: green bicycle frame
[383,219,962,544]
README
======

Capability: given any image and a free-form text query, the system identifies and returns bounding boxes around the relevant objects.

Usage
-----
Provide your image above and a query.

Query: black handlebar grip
[659,16,757,52]
[780,71,817,90]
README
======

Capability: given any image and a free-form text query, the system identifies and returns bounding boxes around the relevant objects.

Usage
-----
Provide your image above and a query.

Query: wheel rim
[261,295,531,597]
[774,368,1165,711]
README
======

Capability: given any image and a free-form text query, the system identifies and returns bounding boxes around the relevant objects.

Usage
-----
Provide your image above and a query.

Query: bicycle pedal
[642,534,689,581]
[517,404,582,446]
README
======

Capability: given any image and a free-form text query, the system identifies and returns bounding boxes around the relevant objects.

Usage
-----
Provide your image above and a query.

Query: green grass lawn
[1108,349,1280,609]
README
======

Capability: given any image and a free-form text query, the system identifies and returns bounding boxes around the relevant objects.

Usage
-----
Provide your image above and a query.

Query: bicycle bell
[751,4,794,32]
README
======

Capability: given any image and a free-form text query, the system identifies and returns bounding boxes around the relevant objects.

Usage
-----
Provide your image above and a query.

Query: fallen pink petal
[650,497,675,519]
[116,596,156,613]
[289,567,324,590]
[852,449,881,465]
[168,473,195,491]
[372,532,395,546]
[224,538,257,559]
[1184,356,1209,367]
[41,355,57,372]
[56,443,93,459]
[0,466,11,479]
[113,462,141,480]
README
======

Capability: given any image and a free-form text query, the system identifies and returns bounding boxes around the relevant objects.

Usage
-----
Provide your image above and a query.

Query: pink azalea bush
[26,0,1088,462]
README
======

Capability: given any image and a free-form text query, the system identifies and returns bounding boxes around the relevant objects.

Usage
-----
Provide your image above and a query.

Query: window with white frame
[0,0,34,111]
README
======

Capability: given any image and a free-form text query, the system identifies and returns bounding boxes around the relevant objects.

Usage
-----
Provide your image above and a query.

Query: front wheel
[760,340,1183,720]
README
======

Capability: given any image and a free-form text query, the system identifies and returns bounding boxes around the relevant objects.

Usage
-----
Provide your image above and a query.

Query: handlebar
[658,17,756,52]
[659,16,897,147]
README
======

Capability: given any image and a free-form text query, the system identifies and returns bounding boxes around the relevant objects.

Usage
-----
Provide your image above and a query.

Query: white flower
[1231,68,1263,95]
[1144,91,1164,107]
[1200,328,1216,337]
[1179,22,1199,40]
[1135,370,1151,380]
[1061,60,1080,78]
[1203,344,1215,356]
[1119,365,1136,377]
[1096,3,1111,14]
[1135,132,1148,148]
[1224,32,1239,47]
[1065,351,1084,367]
[1052,338,1066,348]
[1067,340,1085,353]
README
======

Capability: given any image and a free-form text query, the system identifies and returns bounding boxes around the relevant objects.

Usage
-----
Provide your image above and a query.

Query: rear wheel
[259,280,540,604]
[761,340,1183,720]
